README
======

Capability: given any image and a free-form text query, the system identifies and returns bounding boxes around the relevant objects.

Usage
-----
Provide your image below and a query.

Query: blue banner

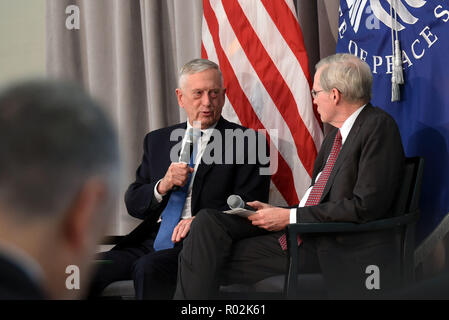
[337,0,449,243]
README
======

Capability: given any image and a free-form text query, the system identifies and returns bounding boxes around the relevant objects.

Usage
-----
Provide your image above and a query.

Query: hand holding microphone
[160,129,197,193]
[157,163,194,195]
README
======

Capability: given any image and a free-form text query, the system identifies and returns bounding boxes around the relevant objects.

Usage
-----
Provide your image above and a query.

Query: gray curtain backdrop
[46,0,339,235]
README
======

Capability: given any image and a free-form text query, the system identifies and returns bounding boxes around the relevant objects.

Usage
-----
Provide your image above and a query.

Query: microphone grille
[227,195,243,209]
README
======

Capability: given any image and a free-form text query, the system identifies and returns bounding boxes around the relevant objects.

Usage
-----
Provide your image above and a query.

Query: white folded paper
[223,208,256,218]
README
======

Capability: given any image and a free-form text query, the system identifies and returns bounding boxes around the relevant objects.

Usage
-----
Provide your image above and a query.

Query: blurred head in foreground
[0,80,120,299]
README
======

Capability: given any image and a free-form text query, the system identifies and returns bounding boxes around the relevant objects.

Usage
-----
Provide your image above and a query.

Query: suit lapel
[319,104,372,202]
[312,130,334,183]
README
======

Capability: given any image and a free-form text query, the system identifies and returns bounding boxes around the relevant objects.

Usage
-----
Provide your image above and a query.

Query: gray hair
[0,80,120,220]
[178,58,223,89]
[316,53,372,104]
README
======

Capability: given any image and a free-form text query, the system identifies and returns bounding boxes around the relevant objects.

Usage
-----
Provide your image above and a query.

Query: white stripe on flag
[238,0,323,151]
[202,21,240,125]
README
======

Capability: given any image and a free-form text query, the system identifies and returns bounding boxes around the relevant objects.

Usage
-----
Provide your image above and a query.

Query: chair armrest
[283,210,420,298]
[287,210,420,235]
[101,235,125,245]
[94,236,126,265]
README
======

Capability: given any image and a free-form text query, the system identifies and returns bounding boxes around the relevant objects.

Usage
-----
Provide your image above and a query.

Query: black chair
[282,156,424,299]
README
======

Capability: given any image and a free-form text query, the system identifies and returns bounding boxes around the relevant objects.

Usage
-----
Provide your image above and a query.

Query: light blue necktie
[153,134,197,251]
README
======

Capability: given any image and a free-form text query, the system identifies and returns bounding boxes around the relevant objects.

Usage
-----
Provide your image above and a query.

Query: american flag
[202,0,323,205]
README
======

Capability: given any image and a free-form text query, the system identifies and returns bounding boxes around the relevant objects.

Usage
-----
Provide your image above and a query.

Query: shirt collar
[186,120,217,142]
[339,104,366,144]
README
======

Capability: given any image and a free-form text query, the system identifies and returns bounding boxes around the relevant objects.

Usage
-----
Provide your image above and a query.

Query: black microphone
[227,195,256,211]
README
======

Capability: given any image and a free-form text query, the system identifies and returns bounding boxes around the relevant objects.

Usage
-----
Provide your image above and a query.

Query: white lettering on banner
[420,26,438,48]
[359,47,368,61]
[385,55,394,75]
[435,5,449,23]
[339,18,348,39]
[402,50,413,68]
[347,24,440,74]
[411,39,425,59]
[373,55,382,74]
[340,2,449,75]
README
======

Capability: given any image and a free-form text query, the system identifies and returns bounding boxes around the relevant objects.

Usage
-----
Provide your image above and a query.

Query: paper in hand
[223,208,256,218]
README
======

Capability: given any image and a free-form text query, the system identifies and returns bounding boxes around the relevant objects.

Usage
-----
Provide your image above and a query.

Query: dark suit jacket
[117,117,270,248]
[0,254,45,300]
[295,104,405,296]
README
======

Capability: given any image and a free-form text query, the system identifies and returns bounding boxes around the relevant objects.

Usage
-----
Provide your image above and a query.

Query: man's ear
[176,88,184,109]
[62,178,106,252]
[332,88,341,105]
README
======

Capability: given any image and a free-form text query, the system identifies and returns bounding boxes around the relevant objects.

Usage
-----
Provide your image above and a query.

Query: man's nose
[201,92,211,106]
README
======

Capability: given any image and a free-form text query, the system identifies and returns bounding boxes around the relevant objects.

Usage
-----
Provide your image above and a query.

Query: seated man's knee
[132,254,157,281]
[191,208,222,231]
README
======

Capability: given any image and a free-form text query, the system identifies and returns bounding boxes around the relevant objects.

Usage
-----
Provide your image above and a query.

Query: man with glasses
[311,88,323,97]
[175,53,405,299]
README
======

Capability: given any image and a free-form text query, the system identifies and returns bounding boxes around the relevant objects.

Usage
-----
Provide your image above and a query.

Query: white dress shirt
[290,104,366,223]
[154,120,217,219]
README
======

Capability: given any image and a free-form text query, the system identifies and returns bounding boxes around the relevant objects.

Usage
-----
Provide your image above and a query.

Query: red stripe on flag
[201,42,208,59]
[260,0,322,128]
[203,1,259,128]
[221,0,316,176]
[261,0,312,87]
[269,139,300,205]
[203,0,299,204]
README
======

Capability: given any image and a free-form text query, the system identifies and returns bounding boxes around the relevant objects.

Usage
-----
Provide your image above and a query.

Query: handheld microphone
[172,130,195,191]
[227,195,256,211]
[178,134,194,164]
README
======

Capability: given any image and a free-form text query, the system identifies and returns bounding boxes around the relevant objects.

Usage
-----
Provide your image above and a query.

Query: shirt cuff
[154,179,165,203]
[290,208,297,224]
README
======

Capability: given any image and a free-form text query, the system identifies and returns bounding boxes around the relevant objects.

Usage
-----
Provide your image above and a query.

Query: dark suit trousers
[88,236,182,300]
[174,209,320,299]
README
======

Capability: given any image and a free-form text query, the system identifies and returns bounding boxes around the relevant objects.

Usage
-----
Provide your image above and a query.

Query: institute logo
[338,1,448,76]
[345,0,426,33]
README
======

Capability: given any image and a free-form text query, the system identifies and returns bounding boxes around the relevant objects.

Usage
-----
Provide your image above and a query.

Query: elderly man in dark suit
[175,53,405,299]
[89,58,270,299]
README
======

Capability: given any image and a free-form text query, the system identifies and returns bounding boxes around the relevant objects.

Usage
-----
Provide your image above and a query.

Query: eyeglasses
[311,89,324,98]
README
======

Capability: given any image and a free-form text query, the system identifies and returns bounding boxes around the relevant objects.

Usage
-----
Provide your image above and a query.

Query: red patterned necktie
[279,130,342,250]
